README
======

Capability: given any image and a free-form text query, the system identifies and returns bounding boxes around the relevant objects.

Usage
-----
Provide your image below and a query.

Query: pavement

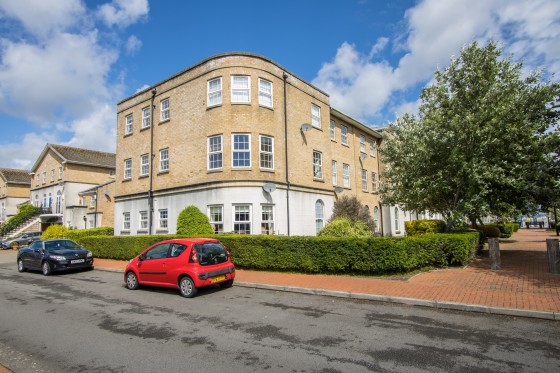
[93,228,560,321]
[0,229,559,373]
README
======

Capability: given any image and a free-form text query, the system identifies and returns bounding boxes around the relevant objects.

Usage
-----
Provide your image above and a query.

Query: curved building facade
[115,53,382,236]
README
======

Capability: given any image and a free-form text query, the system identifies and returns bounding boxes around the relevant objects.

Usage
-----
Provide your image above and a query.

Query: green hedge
[77,232,479,275]
[512,223,520,232]
[485,223,515,238]
[65,227,113,240]
[405,220,446,236]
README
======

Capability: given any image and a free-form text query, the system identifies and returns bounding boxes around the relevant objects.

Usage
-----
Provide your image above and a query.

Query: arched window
[43,194,47,208]
[56,191,62,214]
[394,207,400,232]
[34,194,39,207]
[373,207,379,233]
[315,200,324,234]
[48,193,52,208]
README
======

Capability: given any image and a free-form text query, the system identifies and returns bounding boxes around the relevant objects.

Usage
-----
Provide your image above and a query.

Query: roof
[0,168,31,185]
[78,180,115,195]
[31,144,116,172]
[330,108,382,139]
[119,52,329,105]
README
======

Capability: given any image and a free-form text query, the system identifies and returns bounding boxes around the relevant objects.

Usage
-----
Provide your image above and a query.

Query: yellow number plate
[210,275,226,284]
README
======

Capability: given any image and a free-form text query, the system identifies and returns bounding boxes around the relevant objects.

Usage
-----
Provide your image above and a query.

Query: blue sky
[0,0,559,169]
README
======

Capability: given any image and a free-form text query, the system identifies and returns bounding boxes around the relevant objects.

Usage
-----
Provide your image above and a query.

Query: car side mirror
[139,254,146,261]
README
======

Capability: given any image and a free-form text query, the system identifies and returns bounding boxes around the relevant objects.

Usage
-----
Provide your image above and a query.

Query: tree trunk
[546,239,560,274]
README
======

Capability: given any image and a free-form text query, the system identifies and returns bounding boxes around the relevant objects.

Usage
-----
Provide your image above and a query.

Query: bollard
[546,239,560,274]
[488,238,501,270]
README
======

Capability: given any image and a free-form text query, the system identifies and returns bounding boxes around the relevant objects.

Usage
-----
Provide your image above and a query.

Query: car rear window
[194,242,229,266]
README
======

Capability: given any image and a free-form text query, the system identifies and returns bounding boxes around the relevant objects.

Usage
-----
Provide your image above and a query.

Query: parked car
[124,238,235,298]
[0,240,8,250]
[5,231,42,248]
[17,239,94,276]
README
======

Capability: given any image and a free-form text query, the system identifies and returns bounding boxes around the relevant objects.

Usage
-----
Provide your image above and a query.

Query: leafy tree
[381,41,560,230]
[176,205,214,236]
[329,195,373,229]
[318,217,372,237]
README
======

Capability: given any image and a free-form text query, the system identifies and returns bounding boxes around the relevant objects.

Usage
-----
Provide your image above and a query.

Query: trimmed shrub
[485,223,515,238]
[65,227,114,240]
[176,206,214,236]
[76,232,479,275]
[405,220,446,236]
[476,225,501,244]
[42,225,68,239]
[512,223,520,232]
[318,217,372,238]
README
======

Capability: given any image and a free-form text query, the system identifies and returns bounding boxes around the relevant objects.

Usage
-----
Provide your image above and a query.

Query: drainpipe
[376,140,384,236]
[283,73,290,236]
[94,189,98,228]
[148,88,156,235]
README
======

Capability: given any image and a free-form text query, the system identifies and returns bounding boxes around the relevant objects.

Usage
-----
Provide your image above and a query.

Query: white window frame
[140,154,149,177]
[233,205,251,234]
[208,77,222,107]
[159,148,169,172]
[36,175,40,186]
[160,98,170,121]
[125,114,133,135]
[311,104,321,128]
[42,172,46,184]
[362,169,368,192]
[360,135,366,153]
[139,211,148,230]
[370,140,376,156]
[372,172,378,193]
[259,135,274,170]
[90,195,96,207]
[232,134,251,168]
[341,125,348,145]
[50,169,54,182]
[208,205,224,234]
[313,151,323,179]
[394,207,400,232]
[159,209,168,229]
[231,75,251,104]
[258,78,273,108]
[124,159,132,179]
[58,167,63,180]
[343,163,350,188]
[332,160,337,186]
[315,200,324,234]
[330,120,336,140]
[208,135,223,170]
[261,204,274,235]
[373,207,379,233]
[123,212,130,230]
[142,106,150,129]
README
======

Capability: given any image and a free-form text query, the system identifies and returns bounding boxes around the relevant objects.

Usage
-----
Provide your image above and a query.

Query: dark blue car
[17,239,94,276]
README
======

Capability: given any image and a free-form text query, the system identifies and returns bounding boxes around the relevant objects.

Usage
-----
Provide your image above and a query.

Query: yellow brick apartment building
[115,53,383,236]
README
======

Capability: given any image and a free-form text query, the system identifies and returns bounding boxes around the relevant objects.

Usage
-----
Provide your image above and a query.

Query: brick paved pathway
[95,228,560,313]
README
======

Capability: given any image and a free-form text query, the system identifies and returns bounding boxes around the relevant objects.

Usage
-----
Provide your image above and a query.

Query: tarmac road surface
[0,254,559,372]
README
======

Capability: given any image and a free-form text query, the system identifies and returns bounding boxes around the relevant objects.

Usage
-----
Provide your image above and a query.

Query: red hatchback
[124,238,235,298]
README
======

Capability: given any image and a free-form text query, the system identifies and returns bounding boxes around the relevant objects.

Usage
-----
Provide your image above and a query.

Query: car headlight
[49,255,66,261]
[87,251,93,258]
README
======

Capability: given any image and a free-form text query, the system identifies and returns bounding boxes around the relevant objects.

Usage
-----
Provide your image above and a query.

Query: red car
[124,238,235,298]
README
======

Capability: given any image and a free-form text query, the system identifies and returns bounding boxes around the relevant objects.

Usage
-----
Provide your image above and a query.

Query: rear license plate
[71,259,85,264]
[210,275,226,283]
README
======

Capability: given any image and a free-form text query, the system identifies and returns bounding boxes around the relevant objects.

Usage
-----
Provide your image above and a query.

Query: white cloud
[0,0,86,38]
[98,0,149,27]
[313,0,560,125]
[0,132,59,170]
[125,35,142,54]
[66,104,116,153]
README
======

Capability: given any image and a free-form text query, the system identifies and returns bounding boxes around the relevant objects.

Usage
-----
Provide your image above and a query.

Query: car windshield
[194,242,228,266]
[44,240,81,251]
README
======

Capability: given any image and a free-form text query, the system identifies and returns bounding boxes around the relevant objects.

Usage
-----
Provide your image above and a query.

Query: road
[0,251,559,372]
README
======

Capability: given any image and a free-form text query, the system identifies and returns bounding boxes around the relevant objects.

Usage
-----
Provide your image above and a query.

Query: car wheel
[17,259,26,273]
[125,271,139,290]
[179,276,197,298]
[219,279,234,288]
[42,261,52,276]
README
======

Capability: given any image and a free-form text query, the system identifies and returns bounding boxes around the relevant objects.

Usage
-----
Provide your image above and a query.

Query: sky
[0,0,559,169]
